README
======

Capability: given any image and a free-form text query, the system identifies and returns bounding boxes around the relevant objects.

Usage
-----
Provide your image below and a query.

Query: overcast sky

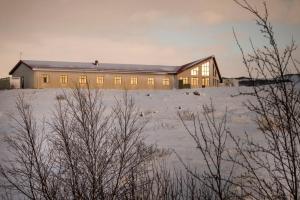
[0,0,299,78]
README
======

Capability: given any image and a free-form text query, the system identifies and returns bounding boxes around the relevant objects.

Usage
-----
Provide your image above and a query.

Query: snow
[0,86,260,170]
[21,60,181,73]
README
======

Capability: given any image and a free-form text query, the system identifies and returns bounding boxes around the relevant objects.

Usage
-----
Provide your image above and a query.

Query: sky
[0,0,299,78]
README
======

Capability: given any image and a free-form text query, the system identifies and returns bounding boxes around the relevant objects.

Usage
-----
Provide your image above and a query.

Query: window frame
[183,77,188,85]
[201,62,210,76]
[147,77,154,86]
[202,78,209,87]
[79,75,87,84]
[41,74,49,84]
[191,77,199,86]
[162,78,170,86]
[130,77,138,85]
[60,75,68,84]
[114,76,122,85]
[96,76,104,85]
[191,67,199,76]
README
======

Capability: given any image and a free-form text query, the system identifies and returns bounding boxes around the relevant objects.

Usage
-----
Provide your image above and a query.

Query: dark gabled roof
[177,56,212,73]
[9,56,222,81]
[9,60,181,75]
[9,60,33,75]
[177,55,222,82]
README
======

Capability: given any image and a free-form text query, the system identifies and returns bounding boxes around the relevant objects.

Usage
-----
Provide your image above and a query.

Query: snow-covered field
[0,87,260,170]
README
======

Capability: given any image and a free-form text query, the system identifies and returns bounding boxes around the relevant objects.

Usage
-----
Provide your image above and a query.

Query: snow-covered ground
[0,86,260,170]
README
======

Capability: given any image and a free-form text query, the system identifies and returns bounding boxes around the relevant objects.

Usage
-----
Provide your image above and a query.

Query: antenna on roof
[19,51,23,60]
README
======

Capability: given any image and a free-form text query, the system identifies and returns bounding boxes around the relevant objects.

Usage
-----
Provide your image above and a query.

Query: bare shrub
[143,161,215,200]
[229,0,300,199]
[178,101,239,200]
[55,94,65,101]
[1,87,220,200]
[178,110,194,121]
[0,88,157,199]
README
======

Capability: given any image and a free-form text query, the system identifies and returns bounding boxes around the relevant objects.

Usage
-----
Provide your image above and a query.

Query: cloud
[0,0,299,78]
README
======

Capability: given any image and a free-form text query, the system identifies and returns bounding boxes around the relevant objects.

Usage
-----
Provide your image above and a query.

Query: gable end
[9,60,33,75]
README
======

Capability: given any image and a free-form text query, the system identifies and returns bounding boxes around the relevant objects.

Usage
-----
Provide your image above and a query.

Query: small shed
[0,77,21,89]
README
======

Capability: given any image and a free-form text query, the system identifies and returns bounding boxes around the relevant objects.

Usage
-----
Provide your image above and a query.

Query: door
[20,76,24,89]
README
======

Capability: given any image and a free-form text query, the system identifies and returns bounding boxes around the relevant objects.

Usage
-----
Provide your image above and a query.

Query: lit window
[96,76,104,85]
[191,78,198,86]
[191,67,199,76]
[114,76,122,85]
[147,78,154,85]
[79,75,87,84]
[163,78,169,86]
[202,62,209,76]
[60,75,68,84]
[202,78,209,87]
[42,74,49,83]
[130,77,138,85]
[183,77,188,85]
[179,77,189,84]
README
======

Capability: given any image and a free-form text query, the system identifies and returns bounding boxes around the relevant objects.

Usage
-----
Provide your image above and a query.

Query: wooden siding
[34,70,175,90]
[176,58,221,88]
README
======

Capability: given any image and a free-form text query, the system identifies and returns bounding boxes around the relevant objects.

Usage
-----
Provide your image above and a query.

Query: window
[147,78,154,85]
[114,76,122,85]
[202,78,209,87]
[79,75,87,84]
[182,77,188,85]
[202,62,209,76]
[179,77,189,84]
[130,77,138,85]
[96,76,104,85]
[162,78,169,86]
[60,75,68,84]
[191,67,199,76]
[42,74,49,83]
[191,78,199,86]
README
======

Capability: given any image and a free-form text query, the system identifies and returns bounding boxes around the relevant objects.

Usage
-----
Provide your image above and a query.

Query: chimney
[94,60,99,66]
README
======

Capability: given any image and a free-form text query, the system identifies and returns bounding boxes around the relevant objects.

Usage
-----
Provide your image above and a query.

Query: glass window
[130,77,138,85]
[183,77,188,85]
[114,76,122,85]
[191,77,199,86]
[79,75,87,84]
[147,78,154,85]
[60,75,68,84]
[180,77,189,84]
[202,78,209,87]
[202,62,209,76]
[42,74,49,83]
[96,76,104,85]
[163,78,169,86]
[191,67,199,76]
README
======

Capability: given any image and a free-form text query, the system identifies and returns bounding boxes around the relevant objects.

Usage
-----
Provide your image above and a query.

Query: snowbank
[0,87,260,170]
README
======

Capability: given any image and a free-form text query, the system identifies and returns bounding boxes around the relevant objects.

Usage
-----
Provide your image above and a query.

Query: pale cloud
[0,0,299,78]
[199,11,225,25]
